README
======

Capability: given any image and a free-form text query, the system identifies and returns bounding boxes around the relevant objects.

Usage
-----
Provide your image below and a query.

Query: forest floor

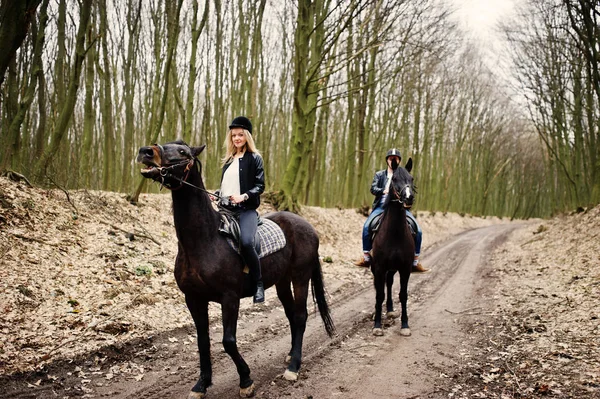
[0,175,599,398]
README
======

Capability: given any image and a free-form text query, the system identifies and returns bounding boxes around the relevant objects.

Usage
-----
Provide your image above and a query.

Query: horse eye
[179,150,186,155]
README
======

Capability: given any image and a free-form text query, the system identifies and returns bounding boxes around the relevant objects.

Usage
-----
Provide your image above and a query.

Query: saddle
[218,209,262,253]
[218,209,286,265]
[369,212,417,242]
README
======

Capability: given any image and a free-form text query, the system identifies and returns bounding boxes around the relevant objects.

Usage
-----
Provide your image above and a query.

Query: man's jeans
[362,206,422,257]
[362,204,385,252]
[406,209,422,256]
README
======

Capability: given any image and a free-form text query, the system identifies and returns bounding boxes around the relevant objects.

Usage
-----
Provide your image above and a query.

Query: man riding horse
[355,148,428,273]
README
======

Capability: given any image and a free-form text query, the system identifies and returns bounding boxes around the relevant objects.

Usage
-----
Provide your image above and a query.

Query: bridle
[150,144,226,201]
[390,183,413,205]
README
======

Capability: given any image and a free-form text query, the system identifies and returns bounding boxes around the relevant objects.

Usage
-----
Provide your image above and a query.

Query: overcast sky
[451,0,516,42]
[449,0,519,88]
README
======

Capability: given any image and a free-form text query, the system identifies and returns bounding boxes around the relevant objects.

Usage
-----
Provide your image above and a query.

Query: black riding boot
[253,281,265,303]
[239,209,264,304]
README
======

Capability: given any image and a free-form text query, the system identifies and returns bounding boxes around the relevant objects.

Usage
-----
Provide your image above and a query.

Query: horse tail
[311,258,336,338]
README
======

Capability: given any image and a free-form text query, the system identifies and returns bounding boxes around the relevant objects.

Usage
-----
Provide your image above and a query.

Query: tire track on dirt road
[253,223,522,399]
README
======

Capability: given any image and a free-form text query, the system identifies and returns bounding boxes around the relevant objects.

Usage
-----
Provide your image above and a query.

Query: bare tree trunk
[1,0,49,172]
[183,0,209,143]
[120,0,142,192]
[99,0,115,190]
[34,0,92,177]
[129,0,184,203]
[81,11,96,188]
[0,0,42,87]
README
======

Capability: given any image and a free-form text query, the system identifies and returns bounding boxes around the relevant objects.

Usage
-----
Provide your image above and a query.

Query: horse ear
[391,158,399,170]
[191,144,206,157]
[405,157,413,173]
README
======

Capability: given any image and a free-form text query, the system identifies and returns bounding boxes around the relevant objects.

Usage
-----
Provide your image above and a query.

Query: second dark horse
[370,157,415,337]
[137,141,335,398]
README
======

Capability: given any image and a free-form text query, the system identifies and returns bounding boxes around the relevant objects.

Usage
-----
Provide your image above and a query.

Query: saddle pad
[226,218,286,258]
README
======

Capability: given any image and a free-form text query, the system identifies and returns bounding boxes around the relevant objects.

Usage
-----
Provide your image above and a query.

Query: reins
[153,158,226,201]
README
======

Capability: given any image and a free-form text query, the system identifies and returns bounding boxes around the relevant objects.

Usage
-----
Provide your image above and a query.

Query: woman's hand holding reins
[229,194,246,204]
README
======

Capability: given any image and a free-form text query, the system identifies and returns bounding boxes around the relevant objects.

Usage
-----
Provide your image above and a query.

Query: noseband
[149,144,195,191]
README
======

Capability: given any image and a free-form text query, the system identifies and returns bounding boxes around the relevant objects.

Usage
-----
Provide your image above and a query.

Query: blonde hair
[221,128,261,165]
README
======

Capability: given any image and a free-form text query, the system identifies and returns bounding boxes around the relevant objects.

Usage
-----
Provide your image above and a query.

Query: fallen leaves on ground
[444,206,600,398]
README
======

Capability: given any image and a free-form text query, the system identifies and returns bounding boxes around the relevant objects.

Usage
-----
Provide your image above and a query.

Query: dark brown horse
[137,141,335,398]
[370,158,415,336]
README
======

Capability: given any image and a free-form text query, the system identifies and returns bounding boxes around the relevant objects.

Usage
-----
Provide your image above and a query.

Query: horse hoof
[386,310,400,319]
[372,328,384,336]
[188,392,206,399]
[285,355,292,363]
[239,383,255,398]
[283,369,298,381]
[400,328,411,336]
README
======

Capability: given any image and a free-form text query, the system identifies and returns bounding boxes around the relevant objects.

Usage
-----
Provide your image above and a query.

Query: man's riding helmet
[229,116,253,134]
[386,148,401,160]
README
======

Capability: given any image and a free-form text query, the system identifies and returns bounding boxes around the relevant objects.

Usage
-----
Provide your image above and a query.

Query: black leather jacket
[220,151,265,210]
[370,169,389,209]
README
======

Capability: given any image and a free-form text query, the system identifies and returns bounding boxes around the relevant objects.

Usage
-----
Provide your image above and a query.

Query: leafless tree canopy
[1,0,598,217]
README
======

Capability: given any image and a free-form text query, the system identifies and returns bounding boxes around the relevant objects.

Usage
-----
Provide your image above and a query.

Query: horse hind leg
[282,278,310,381]
[385,271,400,319]
[372,268,386,336]
[275,280,296,365]
[220,296,255,397]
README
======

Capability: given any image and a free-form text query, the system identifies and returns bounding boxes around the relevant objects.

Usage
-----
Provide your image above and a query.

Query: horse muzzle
[137,146,163,178]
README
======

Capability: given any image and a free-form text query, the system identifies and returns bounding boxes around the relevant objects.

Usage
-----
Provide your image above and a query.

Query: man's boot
[354,253,371,267]
[412,262,429,273]
[253,281,265,303]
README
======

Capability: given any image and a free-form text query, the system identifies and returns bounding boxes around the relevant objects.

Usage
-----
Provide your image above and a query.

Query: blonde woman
[219,116,266,303]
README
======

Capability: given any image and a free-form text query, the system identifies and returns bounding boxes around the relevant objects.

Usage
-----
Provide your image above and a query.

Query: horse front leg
[185,297,212,399]
[221,294,254,397]
[385,271,400,318]
[399,271,411,336]
[372,267,386,336]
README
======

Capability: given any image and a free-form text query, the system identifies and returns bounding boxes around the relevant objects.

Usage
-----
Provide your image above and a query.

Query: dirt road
[2,223,519,399]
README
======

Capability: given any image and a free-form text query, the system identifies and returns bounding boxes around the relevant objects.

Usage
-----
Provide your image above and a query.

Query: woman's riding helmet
[229,116,253,134]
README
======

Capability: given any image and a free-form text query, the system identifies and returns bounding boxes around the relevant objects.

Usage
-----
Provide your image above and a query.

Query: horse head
[137,140,206,189]
[390,157,415,207]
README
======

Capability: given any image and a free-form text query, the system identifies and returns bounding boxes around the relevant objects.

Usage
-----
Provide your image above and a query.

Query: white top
[220,157,241,197]
[380,170,393,205]
[385,170,393,191]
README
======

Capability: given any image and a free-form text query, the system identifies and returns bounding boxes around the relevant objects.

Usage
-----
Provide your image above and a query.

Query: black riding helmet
[229,116,252,134]
[386,148,401,160]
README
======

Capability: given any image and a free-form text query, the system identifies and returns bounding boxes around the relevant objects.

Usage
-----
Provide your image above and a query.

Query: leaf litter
[441,206,600,398]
